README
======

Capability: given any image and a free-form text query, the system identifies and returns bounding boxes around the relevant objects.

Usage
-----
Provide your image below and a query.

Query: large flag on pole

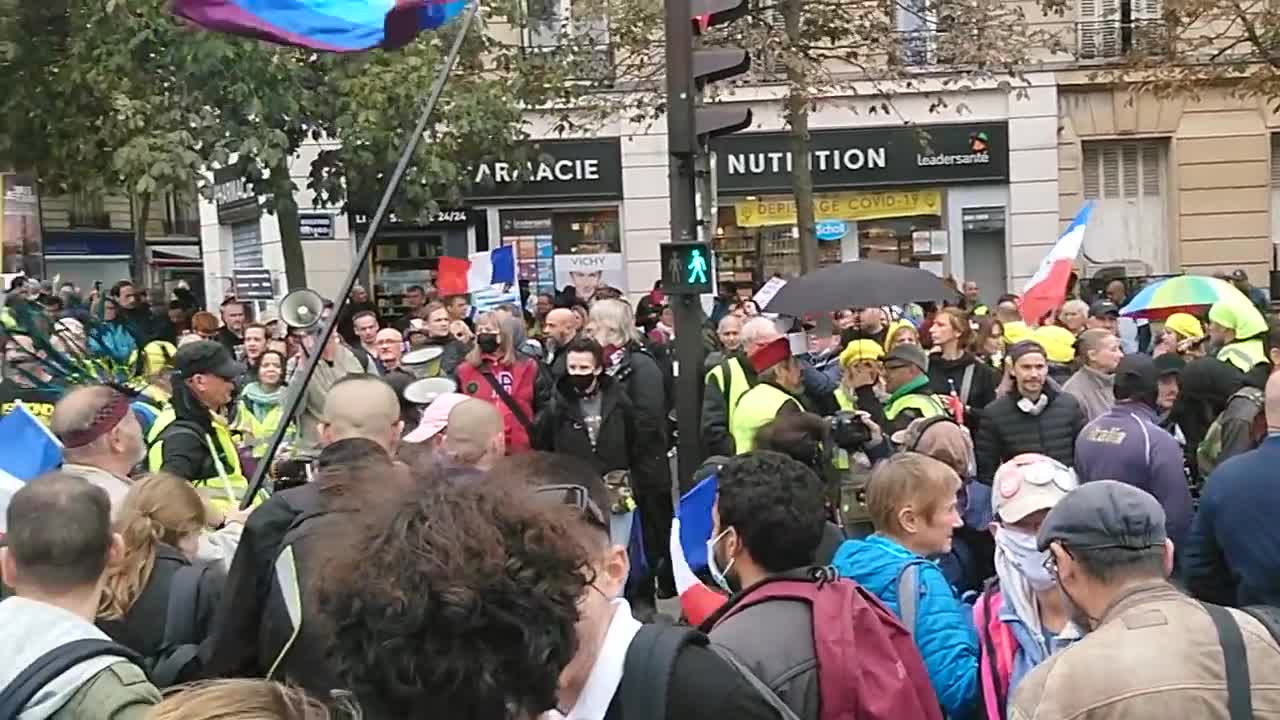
[669,473,728,626]
[173,0,467,52]
[1019,202,1093,325]
[0,403,63,533]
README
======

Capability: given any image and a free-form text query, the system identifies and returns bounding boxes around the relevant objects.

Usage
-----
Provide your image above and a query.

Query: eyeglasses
[1042,550,1059,578]
[535,484,609,531]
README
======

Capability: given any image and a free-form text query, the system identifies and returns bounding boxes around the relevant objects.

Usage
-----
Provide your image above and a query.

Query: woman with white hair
[588,298,672,610]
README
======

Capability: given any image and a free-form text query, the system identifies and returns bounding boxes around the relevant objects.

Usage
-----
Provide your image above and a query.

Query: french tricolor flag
[437,246,516,296]
[0,403,63,532]
[1019,202,1093,325]
[669,472,728,626]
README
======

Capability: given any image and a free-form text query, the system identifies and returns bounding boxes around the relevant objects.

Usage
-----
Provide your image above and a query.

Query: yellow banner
[734,189,942,227]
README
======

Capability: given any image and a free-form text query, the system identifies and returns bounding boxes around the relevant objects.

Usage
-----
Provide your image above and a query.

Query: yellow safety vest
[885,392,947,422]
[236,401,288,459]
[147,406,260,512]
[1218,339,1267,374]
[731,383,799,454]
[832,387,858,470]
[706,356,751,431]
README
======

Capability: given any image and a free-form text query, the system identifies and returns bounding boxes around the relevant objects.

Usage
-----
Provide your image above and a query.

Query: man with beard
[1010,481,1280,720]
[541,307,580,381]
[51,386,148,513]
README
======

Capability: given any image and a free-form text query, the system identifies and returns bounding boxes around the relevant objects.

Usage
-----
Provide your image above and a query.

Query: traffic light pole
[665,0,707,490]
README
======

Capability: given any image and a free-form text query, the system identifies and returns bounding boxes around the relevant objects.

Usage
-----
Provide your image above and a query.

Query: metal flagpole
[240,1,482,509]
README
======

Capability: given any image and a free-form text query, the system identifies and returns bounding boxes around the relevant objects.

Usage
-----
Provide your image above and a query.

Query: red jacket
[455,357,541,453]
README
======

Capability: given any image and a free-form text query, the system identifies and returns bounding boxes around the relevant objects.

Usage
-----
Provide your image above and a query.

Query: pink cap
[403,392,471,444]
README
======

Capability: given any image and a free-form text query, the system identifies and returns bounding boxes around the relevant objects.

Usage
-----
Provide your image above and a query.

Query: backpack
[262,504,334,680]
[707,567,942,720]
[145,562,213,687]
[0,639,146,718]
[1197,387,1264,477]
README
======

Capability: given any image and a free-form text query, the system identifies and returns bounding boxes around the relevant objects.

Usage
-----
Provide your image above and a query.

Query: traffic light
[661,241,715,294]
[690,0,752,139]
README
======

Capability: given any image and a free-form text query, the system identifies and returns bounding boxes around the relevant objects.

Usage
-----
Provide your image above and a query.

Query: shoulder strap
[897,562,923,636]
[621,624,703,720]
[720,359,735,426]
[478,367,535,438]
[978,587,1008,715]
[708,645,802,720]
[1201,602,1253,720]
[959,364,976,407]
[0,639,145,718]
[149,562,208,688]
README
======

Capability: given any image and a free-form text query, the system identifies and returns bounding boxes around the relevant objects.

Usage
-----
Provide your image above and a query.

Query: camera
[827,410,870,451]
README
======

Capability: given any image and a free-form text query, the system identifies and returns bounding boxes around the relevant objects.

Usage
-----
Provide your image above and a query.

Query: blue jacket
[1184,434,1280,607]
[1074,401,1193,552]
[831,534,978,718]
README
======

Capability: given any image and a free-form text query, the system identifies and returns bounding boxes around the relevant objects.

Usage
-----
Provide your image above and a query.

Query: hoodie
[831,534,979,718]
[0,597,158,720]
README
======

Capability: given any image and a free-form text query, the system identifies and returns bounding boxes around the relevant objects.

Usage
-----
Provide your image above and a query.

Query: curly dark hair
[717,451,827,573]
[316,478,590,720]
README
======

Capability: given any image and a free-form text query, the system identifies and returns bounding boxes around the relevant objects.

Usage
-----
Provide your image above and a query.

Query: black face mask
[476,333,500,355]
[568,373,597,396]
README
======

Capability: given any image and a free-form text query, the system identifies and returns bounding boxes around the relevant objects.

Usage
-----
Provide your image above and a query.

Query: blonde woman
[454,311,550,453]
[98,473,225,687]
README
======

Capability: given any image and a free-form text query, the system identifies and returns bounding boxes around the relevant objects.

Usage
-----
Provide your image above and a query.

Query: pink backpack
[711,568,942,720]
[973,584,1019,720]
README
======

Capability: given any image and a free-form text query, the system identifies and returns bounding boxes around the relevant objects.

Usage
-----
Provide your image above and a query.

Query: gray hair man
[702,316,783,456]
[51,386,146,514]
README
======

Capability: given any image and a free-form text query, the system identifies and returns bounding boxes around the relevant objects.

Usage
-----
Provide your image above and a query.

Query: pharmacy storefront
[711,122,1009,287]
[470,138,624,302]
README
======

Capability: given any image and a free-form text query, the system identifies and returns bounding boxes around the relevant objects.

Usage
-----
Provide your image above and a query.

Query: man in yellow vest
[147,340,253,513]
[880,343,946,435]
[1208,298,1269,375]
[703,316,782,456]
[730,336,804,454]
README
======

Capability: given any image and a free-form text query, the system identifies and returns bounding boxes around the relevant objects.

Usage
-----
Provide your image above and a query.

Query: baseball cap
[1089,300,1119,318]
[883,343,929,373]
[1114,354,1158,403]
[992,454,1078,524]
[173,340,244,380]
[750,336,792,374]
[403,392,470,444]
[1033,325,1076,365]
[1153,353,1185,377]
[1036,480,1167,553]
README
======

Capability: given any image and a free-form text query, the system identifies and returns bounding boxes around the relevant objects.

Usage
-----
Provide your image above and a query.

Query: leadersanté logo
[916,129,993,167]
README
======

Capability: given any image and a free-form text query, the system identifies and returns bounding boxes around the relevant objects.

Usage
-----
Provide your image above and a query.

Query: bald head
[718,314,743,352]
[740,316,782,354]
[321,376,403,452]
[375,328,404,369]
[544,308,578,345]
[442,399,505,470]
[50,385,144,473]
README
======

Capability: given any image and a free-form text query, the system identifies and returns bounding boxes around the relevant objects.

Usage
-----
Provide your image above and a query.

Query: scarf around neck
[241,381,283,421]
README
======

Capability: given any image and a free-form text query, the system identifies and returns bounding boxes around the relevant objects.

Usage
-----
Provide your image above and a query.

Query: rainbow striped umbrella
[173,0,467,52]
[1119,275,1253,320]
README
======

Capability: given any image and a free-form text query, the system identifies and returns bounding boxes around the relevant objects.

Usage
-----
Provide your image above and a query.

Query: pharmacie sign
[468,138,623,201]
[712,122,1008,193]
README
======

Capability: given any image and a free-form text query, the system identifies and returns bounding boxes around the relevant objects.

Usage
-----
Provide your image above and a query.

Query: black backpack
[0,639,146,718]
[145,561,214,688]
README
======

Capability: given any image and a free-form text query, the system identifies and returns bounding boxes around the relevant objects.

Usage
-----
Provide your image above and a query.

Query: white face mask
[996,526,1055,591]
[706,528,736,593]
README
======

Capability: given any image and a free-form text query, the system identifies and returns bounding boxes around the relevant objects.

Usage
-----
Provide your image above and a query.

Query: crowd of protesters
[2,266,1280,720]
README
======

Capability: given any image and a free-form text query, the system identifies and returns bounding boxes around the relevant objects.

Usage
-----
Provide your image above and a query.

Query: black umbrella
[762,260,956,316]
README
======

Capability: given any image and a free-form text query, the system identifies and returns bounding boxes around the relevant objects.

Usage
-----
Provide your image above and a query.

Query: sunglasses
[535,484,609,531]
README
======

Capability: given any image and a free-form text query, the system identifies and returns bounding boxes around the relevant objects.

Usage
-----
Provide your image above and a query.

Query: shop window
[501,208,622,298]
[231,221,263,269]
[372,232,445,319]
[1077,0,1165,59]
[1081,140,1169,273]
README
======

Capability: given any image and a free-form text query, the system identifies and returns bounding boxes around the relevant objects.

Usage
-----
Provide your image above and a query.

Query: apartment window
[1082,140,1170,273]
[523,0,613,84]
[69,191,109,228]
[897,0,938,66]
[1078,0,1165,59]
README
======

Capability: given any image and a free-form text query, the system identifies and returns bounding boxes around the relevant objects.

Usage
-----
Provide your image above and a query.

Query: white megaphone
[279,289,325,330]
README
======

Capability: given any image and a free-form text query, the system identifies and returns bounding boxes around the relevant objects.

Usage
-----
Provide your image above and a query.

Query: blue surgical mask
[706,528,736,593]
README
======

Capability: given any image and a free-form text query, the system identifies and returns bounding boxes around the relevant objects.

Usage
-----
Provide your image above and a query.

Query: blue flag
[0,403,63,532]
[676,472,718,573]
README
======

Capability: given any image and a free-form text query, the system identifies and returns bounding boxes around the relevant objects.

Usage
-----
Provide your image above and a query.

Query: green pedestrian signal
[661,242,714,294]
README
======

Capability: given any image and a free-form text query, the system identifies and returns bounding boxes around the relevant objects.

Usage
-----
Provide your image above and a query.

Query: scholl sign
[814,220,849,242]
